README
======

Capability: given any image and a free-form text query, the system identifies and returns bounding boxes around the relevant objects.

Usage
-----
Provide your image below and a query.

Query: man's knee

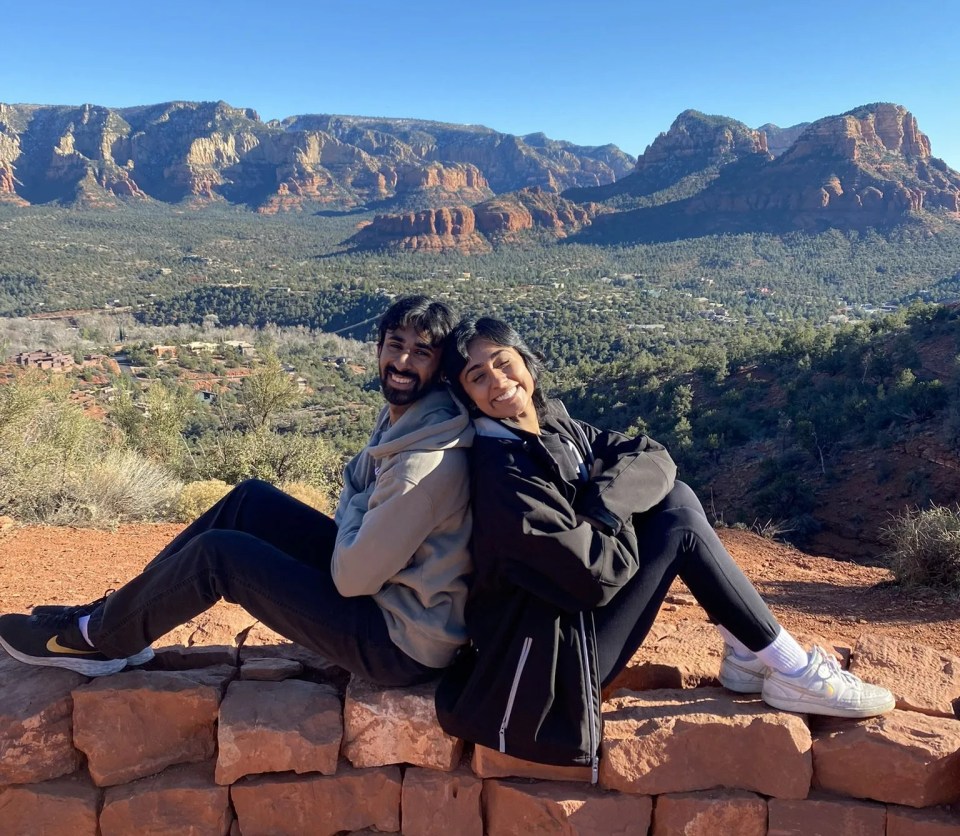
[231,478,281,505]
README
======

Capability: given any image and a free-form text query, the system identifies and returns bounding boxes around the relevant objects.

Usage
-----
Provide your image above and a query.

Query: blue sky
[5,1,959,167]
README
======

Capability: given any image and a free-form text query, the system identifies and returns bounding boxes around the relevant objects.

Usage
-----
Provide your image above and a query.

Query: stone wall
[1,627,959,835]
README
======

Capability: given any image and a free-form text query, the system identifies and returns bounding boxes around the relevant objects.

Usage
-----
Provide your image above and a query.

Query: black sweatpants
[87,479,437,686]
[595,481,781,686]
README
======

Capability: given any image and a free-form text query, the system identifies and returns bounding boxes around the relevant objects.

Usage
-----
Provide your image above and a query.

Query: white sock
[753,627,808,675]
[716,625,755,659]
[77,615,95,648]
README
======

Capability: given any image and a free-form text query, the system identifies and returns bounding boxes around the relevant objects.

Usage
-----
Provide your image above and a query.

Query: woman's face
[459,338,539,432]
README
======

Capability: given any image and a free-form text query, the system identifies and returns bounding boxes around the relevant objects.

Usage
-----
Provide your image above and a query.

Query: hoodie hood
[367,386,474,459]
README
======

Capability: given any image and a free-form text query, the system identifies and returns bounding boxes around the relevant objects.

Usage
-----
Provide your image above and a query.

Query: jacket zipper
[499,636,533,753]
[579,613,600,784]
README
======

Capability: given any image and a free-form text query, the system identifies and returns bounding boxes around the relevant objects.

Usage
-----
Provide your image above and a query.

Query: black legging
[595,481,781,686]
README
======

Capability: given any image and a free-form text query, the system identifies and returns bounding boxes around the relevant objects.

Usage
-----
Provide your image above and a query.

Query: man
[0,296,473,686]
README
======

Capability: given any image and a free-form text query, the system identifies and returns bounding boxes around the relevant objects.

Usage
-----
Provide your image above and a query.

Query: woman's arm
[471,439,640,613]
[574,423,677,535]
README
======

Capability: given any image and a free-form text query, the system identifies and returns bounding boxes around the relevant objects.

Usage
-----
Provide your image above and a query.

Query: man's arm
[331,449,467,597]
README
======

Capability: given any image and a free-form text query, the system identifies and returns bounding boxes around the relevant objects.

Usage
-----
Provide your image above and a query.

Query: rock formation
[686,104,960,228]
[347,187,594,252]
[0,101,633,210]
[348,207,491,253]
[758,121,811,157]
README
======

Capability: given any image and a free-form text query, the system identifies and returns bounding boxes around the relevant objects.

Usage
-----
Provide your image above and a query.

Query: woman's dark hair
[377,295,457,349]
[442,317,548,416]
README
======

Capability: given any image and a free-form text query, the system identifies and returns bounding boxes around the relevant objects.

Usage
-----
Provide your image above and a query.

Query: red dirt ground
[0,523,956,655]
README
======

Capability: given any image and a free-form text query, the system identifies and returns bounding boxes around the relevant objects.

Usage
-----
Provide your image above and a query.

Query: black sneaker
[0,612,127,676]
[31,598,155,667]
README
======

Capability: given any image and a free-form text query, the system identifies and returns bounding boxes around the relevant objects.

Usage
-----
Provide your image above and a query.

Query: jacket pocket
[499,636,533,752]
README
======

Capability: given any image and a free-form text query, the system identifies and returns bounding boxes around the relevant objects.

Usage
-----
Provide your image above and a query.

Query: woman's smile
[459,339,540,433]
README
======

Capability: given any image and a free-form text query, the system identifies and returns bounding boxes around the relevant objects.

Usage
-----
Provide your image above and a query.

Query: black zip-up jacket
[435,401,677,779]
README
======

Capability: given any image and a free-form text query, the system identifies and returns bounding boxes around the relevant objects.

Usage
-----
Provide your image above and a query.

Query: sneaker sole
[761,690,896,718]
[718,658,765,694]
[718,672,764,694]
[0,633,127,677]
[126,647,155,666]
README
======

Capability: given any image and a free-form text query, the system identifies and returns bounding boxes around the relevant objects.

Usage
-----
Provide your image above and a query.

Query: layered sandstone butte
[583,103,960,243]
[347,187,594,252]
[348,207,491,253]
[685,103,960,229]
[0,101,633,210]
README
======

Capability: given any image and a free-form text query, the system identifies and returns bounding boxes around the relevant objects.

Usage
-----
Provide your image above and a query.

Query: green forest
[2,202,960,560]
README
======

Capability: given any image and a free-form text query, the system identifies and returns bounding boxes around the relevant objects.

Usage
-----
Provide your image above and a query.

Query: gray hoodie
[332,386,474,668]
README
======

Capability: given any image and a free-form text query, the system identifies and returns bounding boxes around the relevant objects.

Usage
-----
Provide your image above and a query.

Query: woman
[434,317,894,780]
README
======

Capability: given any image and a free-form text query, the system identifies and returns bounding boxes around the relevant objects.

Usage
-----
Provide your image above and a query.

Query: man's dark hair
[377,295,457,348]
[442,316,548,416]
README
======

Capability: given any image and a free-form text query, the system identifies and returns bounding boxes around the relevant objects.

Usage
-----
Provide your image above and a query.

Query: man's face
[377,324,442,413]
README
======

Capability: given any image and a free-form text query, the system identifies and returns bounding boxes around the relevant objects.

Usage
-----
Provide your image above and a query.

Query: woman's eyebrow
[464,349,508,376]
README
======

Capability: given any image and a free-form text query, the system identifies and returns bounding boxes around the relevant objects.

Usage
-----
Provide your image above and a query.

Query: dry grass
[881,504,960,592]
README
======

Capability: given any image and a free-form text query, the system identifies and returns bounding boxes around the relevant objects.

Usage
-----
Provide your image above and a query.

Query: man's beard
[380,366,429,406]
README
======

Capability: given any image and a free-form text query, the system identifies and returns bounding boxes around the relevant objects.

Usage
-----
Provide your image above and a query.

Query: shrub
[881,505,960,592]
[282,481,332,516]
[176,479,232,523]
[78,450,182,525]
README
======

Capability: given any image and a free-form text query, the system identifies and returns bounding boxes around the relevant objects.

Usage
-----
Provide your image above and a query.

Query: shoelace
[813,646,861,687]
[29,590,113,627]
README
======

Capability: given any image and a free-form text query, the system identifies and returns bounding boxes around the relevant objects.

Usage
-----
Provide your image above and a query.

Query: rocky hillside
[582,103,960,243]
[346,187,594,252]
[0,101,634,211]
[347,103,960,253]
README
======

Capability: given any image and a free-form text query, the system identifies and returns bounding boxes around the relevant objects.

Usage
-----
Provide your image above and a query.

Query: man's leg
[88,528,435,686]
[144,479,338,571]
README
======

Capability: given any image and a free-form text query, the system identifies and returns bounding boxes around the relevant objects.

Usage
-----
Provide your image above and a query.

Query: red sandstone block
[886,803,960,835]
[767,793,886,835]
[483,779,653,835]
[230,766,401,835]
[652,789,766,835]
[0,657,85,786]
[402,766,482,836]
[471,745,593,782]
[99,761,232,836]
[601,688,812,798]
[0,773,99,835]
[812,710,960,807]
[72,669,223,786]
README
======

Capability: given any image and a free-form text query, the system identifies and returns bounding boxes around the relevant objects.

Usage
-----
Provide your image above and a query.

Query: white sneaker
[718,644,767,693]
[761,645,896,718]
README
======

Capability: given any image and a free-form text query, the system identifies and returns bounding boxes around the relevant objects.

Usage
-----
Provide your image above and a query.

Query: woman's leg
[594,481,781,686]
[88,528,435,687]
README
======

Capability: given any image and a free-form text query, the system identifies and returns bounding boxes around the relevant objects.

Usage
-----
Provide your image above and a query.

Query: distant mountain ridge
[0,100,634,211]
[350,103,960,251]
[2,100,958,253]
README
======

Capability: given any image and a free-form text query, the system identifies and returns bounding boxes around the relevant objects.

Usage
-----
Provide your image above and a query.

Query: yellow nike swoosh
[46,636,99,656]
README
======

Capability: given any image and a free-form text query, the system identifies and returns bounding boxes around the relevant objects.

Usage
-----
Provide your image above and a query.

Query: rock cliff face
[566,111,769,204]
[0,101,632,210]
[758,122,810,157]
[686,104,960,229]
[635,110,769,179]
[348,207,491,253]
[583,103,960,244]
[348,187,594,252]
